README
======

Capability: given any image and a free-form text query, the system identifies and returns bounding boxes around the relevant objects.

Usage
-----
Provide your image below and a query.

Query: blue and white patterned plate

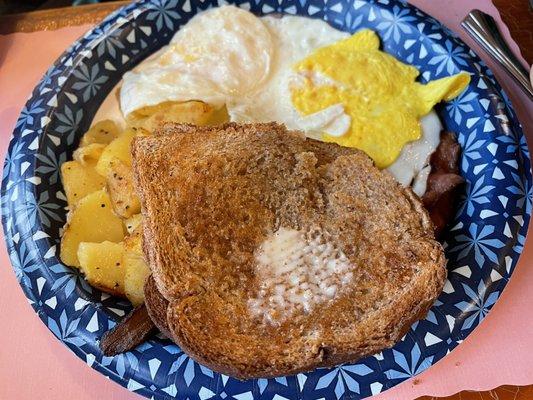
[2,0,531,399]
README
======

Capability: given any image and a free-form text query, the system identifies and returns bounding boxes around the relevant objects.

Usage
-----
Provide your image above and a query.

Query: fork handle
[461,9,533,100]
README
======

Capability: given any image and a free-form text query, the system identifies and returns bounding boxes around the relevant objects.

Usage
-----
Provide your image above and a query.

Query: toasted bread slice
[132,122,446,379]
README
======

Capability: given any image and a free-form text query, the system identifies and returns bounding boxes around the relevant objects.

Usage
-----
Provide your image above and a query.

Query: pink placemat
[0,2,531,400]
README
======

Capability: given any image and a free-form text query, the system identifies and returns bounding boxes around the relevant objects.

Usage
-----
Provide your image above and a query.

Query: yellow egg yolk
[291,29,470,168]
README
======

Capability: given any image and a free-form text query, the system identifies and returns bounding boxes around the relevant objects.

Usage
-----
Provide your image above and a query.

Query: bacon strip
[422,132,464,238]
[100,304,155,356]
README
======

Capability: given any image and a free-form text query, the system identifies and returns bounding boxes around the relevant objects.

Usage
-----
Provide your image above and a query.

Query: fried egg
[121,6,273,115]
[120,7,350,133]
[119,5,470,195]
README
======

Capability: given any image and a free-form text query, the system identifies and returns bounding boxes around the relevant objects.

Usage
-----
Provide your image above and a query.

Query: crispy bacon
[422,132,464,238]
[100,304,155,356]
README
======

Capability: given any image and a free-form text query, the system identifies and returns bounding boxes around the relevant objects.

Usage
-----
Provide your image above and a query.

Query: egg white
[387,110,442,196]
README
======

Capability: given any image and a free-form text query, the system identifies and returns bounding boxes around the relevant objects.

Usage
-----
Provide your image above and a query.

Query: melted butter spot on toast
[249,227,353,325]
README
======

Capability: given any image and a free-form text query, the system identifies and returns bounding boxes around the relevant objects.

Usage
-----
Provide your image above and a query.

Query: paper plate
[2,0,531,399]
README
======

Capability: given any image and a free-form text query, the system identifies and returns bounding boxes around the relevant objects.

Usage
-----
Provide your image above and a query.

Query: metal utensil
[461,9,533,100]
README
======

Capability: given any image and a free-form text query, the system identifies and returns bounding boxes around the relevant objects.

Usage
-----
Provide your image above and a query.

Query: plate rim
[1,0,531,398]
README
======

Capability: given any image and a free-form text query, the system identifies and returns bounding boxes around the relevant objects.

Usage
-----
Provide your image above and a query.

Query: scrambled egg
[291,30,470,168]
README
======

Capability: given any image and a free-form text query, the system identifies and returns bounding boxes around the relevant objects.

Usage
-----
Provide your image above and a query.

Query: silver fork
[461,9,533,100]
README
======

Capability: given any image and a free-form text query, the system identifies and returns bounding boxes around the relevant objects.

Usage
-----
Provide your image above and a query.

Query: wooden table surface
[0,0,532,64]
[0,1,531,400]
[0,1,128,34]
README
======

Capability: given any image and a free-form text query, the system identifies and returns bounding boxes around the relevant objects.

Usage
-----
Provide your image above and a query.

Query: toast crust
[144,274,172,339]
[133,122,446,379]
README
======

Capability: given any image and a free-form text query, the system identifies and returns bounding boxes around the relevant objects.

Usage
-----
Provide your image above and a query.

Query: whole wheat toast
[132,122,446,379]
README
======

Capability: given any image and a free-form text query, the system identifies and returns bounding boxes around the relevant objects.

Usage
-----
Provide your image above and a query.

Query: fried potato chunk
[123,227,150,306]
[60,189,125,267]
[61,161,106,208]
[106,159,141,219]
[96,129,136,177]
[73,143,106,167]
[126,101,228,133]
[78,241,126,296]
[80,119,121,146]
